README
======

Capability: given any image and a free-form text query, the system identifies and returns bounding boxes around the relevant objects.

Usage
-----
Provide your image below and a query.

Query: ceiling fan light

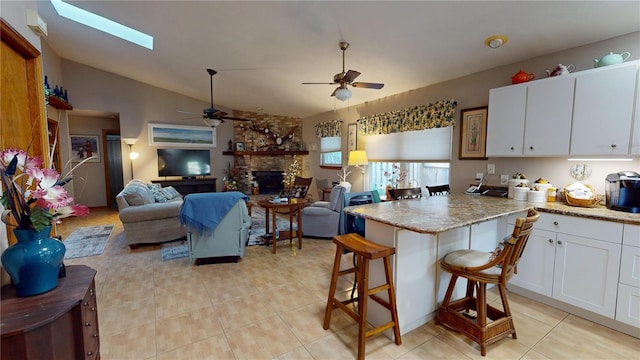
[203,118,223,127]
[335,88,352,101]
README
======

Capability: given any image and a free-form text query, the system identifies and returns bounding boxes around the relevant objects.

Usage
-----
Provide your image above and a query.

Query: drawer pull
[529,146,534,150]
[611,144,617,149]
[85,322,91,326]
[93,333,99,338]
[87,351,93,355]
[553,221,559,226]
[548,239,554,244]
[84,301,89,306]
[89,289,95,296]
[557,240,563,245]
[91,307,96,311]
[510,146,514,151]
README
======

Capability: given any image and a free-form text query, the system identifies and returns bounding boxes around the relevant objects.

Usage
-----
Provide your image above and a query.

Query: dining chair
[388,187,422,200]
[426,184,451,196]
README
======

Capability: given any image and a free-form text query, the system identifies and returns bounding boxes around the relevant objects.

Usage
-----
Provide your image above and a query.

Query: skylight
[49,0,153,50]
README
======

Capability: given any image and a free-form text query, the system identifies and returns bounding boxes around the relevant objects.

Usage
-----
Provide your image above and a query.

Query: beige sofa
[116,180,186,248]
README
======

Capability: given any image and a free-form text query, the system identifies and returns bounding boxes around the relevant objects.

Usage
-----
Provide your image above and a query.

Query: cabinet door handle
[557,240,563,245]
[553,221,559,226]
[529,146,534,150]
[85,322,91,326]
[548,238,554,244]
[510,146,514,151]
[611,144,617,149]
[84,301,89,306]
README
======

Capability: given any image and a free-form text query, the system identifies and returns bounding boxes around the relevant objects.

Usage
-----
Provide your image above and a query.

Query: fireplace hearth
[252,171,284,194]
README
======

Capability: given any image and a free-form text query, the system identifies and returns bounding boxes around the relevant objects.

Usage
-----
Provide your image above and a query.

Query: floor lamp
[123,138,139,180]
[348,150,368,192]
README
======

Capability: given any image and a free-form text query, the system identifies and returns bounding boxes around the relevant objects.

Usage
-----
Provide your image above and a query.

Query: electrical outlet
[475,172,484,181]
[487,163,495,175]
[500,174,509,185]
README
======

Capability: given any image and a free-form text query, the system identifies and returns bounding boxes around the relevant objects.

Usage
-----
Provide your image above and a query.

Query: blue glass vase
[1,226,65,297]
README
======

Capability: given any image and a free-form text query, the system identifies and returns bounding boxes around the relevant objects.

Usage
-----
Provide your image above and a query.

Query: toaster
[605,171,640,213]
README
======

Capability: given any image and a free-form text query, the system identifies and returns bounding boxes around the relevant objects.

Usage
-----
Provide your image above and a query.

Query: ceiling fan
[177,68,250,127]
[302,41,384,101]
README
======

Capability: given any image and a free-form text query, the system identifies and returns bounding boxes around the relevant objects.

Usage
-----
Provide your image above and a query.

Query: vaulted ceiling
[36,1,640,118]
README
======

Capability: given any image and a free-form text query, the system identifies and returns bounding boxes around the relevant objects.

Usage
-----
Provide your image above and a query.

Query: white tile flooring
[58,208,640,359]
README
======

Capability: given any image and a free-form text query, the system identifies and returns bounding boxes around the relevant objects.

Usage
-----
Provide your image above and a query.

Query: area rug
[161,240,189,261]
[63,224,114,259]
[159,207,296,260]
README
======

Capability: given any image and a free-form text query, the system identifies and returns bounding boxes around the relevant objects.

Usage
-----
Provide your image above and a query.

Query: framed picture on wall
[459,106,488,160]
[70,135,100,162]
[348,123,357,152]
[148,123,216,147]
[236,142,246,151]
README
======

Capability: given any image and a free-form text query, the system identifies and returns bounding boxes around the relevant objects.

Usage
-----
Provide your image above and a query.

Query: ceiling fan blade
[222,116,251,122]
[352,82,384,89]
[330,86,340,97]
[181,116,203,120]
[302,82,336,85]
[344,70,361,83]
[177,110,199,115]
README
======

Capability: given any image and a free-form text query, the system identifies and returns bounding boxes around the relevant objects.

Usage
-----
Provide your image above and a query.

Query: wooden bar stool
[323,233,401,360]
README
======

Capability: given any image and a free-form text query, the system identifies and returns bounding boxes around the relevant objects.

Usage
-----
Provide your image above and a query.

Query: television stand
[151,178,217,195]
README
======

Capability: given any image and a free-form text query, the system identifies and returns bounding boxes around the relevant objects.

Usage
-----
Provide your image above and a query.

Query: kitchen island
[343,194,640,337]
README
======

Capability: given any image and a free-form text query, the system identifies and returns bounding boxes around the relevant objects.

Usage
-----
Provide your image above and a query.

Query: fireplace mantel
[223,150,309,156]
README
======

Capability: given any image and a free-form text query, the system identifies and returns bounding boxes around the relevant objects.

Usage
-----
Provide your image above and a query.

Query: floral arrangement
[383,163,408,189]
[0,148,89,232]
[223,162,243,191]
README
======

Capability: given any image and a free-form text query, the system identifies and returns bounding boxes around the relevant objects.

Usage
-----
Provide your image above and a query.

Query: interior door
[103,131,124,209]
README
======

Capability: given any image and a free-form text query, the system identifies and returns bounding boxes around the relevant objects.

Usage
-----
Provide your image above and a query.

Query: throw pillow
[161,186,181,199]
[147,184,168,203]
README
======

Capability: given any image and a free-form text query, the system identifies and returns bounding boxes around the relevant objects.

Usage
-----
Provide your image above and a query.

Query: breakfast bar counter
[342,194,640,337]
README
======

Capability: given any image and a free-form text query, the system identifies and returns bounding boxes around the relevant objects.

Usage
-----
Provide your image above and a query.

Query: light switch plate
[475,172,484,181]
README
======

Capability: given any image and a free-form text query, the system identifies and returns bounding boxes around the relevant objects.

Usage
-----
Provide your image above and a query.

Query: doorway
[103,130,124,209]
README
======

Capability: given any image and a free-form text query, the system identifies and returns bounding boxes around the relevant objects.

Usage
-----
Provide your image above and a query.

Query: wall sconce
[348,150,369,190]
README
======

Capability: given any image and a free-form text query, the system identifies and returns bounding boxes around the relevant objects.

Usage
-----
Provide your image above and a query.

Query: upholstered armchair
[300,185,347,238]
[179,192,252,264]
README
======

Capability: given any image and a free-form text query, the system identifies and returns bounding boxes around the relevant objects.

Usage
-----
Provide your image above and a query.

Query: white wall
[303,32,640,194]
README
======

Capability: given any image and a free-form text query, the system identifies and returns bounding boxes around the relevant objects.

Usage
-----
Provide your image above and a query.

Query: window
[320,136,342,167]
[368,161,449,195]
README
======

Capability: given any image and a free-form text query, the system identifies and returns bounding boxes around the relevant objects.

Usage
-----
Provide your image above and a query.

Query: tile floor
[58,208,640,360]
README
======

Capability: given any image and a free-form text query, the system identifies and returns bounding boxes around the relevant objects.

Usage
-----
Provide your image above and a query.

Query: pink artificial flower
[34,186,72,209]
[55,204,90,219]
[0,148,42,171]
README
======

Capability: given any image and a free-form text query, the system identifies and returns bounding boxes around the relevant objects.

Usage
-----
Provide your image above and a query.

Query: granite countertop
[343,193,640,234]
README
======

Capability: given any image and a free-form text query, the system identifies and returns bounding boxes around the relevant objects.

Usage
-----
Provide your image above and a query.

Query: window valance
[357,99,457,136]
[315,120,343,138]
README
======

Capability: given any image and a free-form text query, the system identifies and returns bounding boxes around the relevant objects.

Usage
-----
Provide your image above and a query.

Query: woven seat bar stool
[323,233,401,360]
[435,209,539,356]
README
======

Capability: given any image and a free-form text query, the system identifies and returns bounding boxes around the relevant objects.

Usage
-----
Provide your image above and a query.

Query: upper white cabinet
[571,61,638,155]
[632,69,640,156]
[487,60,639,157]
[524,76,575,156]
[486,85,527,156]
[486,76,574,157]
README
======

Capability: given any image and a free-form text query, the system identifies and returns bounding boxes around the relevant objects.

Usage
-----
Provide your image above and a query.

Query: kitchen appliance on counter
[606,171,640,213]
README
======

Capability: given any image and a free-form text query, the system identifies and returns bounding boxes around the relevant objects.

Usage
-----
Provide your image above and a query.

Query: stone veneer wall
[225,110,311,194]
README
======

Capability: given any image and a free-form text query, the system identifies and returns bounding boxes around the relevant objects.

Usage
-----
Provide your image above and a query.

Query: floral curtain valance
[357,99,457,136]
[315,120,343,138]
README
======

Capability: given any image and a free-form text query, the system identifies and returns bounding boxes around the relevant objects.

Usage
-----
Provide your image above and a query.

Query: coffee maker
[605,171,640,213]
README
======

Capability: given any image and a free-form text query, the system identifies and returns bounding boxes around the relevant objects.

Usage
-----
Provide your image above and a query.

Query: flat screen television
[157,149,211,178]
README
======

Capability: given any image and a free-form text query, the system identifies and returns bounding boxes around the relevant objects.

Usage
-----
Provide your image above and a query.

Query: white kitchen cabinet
[524,76,574,156]
[570,61,638,156]
[552,232,621,317]
[617,225,640,327]
[632,68,640,156]
[486,85,527,156]
[486,76,574,157]
[509,213,623,318]
[509,228,556,296]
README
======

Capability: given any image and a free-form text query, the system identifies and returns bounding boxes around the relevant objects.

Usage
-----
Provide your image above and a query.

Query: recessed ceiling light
[484,35,508,49]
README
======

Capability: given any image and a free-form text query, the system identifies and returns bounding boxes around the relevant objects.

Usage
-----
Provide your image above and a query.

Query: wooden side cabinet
[1,265,100,359]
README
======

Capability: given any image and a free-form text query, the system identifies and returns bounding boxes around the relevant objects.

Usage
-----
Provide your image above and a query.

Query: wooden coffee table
[257,198,307,254]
